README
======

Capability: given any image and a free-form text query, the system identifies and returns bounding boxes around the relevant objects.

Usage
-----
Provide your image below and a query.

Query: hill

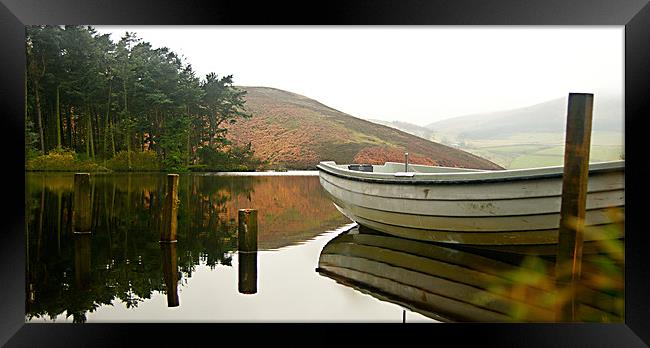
[425,96,623,143]
[423,95,624,168]
[225,87,502,170]
[367,119,436,141]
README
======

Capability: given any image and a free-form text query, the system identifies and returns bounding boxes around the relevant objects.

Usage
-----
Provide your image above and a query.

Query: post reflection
[160,243,180,307]
[74,233,92,290]
[238,252,258,295]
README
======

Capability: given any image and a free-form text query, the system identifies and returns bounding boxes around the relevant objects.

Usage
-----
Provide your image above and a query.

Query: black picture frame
[1,0,648,346]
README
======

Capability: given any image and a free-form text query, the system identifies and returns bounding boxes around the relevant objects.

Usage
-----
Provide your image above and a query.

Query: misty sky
[94,26,623,126]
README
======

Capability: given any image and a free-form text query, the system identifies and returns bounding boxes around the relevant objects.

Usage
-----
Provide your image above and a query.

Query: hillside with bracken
[225,87,503,170]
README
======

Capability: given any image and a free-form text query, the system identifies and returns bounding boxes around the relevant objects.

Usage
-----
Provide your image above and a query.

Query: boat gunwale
[319,170,624,203]
[316,160,625,185]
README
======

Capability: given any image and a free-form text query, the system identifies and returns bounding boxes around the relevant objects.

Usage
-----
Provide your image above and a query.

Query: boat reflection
[317,225,624,322]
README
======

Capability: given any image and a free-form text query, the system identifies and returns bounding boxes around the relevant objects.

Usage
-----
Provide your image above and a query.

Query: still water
[25,172,436,323]
[25,172,623,323]
[319,226,623,322]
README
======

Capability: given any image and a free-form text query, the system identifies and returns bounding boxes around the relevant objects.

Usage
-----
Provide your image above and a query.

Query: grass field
[462,142,624,169]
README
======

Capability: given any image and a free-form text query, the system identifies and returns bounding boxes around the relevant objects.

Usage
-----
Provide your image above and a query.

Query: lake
[25,172,622,323]
[25,172,437,323]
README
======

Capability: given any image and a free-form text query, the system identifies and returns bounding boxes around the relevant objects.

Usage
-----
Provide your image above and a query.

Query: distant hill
[368,119,436,141]
[225,87,502,170]
[425,96,623,143]
[422,95,624,168]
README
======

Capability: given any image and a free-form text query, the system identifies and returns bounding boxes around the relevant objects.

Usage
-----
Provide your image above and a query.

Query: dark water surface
[25,172,435,322]
[25,172,623,323]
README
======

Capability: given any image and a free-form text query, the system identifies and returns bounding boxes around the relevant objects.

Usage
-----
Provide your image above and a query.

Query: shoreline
[26,170,320,176]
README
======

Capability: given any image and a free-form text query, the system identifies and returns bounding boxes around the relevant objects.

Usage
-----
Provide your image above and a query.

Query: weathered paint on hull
[317,162,624,245]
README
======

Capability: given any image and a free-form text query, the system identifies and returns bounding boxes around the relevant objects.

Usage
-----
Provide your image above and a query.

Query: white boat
[316,160,625,245]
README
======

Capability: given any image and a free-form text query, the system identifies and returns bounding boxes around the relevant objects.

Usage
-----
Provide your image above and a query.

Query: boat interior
[318,160,625,182]
[358,162,488,173]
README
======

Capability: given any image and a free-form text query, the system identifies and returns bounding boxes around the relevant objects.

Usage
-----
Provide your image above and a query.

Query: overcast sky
[94,26,623,126]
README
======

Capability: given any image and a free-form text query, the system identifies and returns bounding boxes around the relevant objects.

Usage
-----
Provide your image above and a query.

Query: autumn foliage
[226,87,503,170]
[353,146,437,166]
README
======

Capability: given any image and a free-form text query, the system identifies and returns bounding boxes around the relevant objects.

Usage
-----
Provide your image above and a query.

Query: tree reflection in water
[25,173,349,322]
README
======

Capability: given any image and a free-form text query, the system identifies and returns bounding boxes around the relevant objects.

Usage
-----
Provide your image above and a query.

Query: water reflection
[317,225,624,322]
[73,234,92,290]
[160,243,179,307]
[25,173,349,322]
[238,252,258,295]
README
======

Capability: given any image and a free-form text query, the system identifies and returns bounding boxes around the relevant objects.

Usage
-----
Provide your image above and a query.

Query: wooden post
[238,209,258,294]
[238,251,258,294]
[160,174,179,242]
[74,233,91,290]
[161,243,179,307]
[73,173,92,233]
[555,93,594,321]
[238,209,258,252]
[404,152,409,172]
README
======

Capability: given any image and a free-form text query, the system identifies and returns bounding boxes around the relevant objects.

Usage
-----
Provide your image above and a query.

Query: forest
[25,25,260,172]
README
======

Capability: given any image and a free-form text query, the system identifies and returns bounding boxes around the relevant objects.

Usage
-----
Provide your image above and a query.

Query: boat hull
[318,162,624,245]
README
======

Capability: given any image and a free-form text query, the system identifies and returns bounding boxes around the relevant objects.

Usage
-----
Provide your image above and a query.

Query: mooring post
[73,173,92,234]
[161,243,180,307]
[238,251,258,294]
[160,174,179,242]
[238,209,258,294]
[404,152,409,172]
[238,209,258,252]
[555,93,594,321]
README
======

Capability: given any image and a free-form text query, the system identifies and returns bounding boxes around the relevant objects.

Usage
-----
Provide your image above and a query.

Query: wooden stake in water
[73,173,92,234]
[238,209,258,294]
[556,93,594,321]
[404,152,409,172]
[238,209,258,252]
[161,243,179,307]
[160,174,179,242]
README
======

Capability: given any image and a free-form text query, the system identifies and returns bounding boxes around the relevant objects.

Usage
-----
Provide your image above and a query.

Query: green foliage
[25,118,40,160]
[193,143,263,172]
[25,25,254,173]
[199,73,251,147]
[26,148,110,172]
[104,151,161,171]
[473,208,624,322]
[157,116,190,172]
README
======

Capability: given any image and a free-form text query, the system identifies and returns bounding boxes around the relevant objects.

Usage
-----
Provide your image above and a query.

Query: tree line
[25,25,254,171]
